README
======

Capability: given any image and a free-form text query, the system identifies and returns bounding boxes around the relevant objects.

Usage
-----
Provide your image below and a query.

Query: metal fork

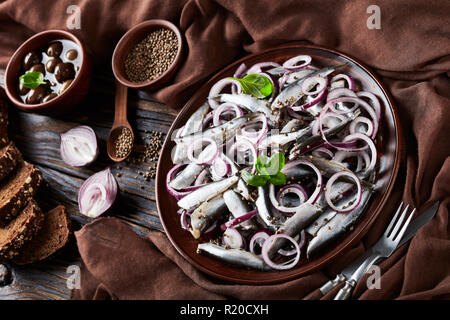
[334,202,416,300]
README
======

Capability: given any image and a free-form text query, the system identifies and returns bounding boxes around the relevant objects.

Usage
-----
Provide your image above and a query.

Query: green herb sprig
[241,152,287,187]
[19,71,46,89]
[229,73,273,99]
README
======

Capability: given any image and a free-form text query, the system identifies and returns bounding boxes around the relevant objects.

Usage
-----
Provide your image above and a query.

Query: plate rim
[156,42,403,284]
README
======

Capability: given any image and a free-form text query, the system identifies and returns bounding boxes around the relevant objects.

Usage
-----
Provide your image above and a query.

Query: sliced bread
[0,87,9,148]
[13,206,71,265]
[0,199,44,260]
[0,161,43,227]
[0,142,22,182]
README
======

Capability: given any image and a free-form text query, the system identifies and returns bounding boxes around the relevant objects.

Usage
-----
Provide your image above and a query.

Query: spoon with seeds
[107,80,134,162]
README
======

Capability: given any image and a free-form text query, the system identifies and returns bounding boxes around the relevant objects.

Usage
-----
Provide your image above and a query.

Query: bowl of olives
[4,30,91,113]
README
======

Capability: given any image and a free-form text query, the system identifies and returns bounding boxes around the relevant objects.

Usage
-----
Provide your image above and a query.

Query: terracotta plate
[156,44,402,284]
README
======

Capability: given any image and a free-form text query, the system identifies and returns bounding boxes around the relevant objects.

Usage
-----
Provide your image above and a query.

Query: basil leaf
[257,152,285,176]
[19,71,46,89]
[229,73,273,99]
[241,171,268,187]
[255,153,269,175]
[268,172,287,186]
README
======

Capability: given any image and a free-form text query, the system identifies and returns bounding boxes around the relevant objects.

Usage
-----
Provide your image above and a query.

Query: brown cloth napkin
[1,0,449,299]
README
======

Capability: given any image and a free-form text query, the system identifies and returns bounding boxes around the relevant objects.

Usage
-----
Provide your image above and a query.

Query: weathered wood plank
[0,67,178,300]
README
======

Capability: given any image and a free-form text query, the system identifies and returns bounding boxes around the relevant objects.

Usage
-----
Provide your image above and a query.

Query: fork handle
[320,274,346,295]
[334,279,356,300]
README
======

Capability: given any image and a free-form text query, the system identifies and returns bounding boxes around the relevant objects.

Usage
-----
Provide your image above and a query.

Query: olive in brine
[66,49,78,60]
[46,57,62,73]
[54,62,75,83]
[18,81,30,95]
[29,63,45,75]
[26,86,47,104]
[46,41,63,57]
[23,51,42,70]
[42,93,58,103]
[59,80,73,94]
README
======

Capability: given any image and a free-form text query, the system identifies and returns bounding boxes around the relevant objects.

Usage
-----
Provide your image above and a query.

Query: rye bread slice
[0,199,44,260]
[0,88,9,148]
[13,206,71,265]
[0,161,43,227]
[0,142,22,182]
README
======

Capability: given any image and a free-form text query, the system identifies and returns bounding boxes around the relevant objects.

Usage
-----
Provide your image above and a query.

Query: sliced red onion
[278,230,307,256]
[166,164,191,200]
[180,209,191,230]
[330,74,355,90]
[357,91,382,123]
[349,116,374,137]
[227,137,258,172]
[233,63,247,94]
[342,133,377,172]
[326,87,357,101]
[283,55,312,71]
[246,62,281,74]
[208,78,242,109]
[261,234,301,270]
[220,209,258,231]
[325,171,362,213]
[301,75,328,96]
[281,160,322,204]
[187,137,219,165]
[78,168,118,218]
[239,113,268,144]
[222,228,245,249]
[202,112,214,129]
[212,156,230,178]
[269,183,308,213]
[213,103,243,126]
[249,230,271,255]
[289,88,327,111]
[60,125,99,167]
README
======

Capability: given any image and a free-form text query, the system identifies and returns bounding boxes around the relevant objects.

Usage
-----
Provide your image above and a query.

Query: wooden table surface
[0,68,176,300]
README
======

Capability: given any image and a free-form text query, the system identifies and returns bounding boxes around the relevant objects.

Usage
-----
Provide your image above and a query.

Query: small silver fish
[197,243,270,271]
[306,189,373,258]
[265,202,323,258]
[223,189,256,230]
[217,93,280,126]
[255,185,281,233]
[169,144,216,190]
[177,175,239,211]
[190,194,227,239]
[258,123,313,151]
[271,66,338,110]
[281,119,305,133]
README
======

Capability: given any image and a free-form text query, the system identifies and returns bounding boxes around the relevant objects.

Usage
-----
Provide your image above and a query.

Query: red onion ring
[269,183,308,213]
[281,160,322,204]
[166,164,192,200]
[220,209,258,230]
[239,113,268,144]
[261,234,301,270]
[212,156,230,178]
[349,116,374,137]
[222,227,245,249]
[249,231,270,255]
[342,133,377,172]
[246,62,281,74]
[283,55,312,71]
[187,137,219,165]
[330,74,355,90]
[227,137,258,172]
[301,75,328,96]
[213,103,243,126]
[208,78,242,109]
[325,171,362,213]
[312,147,334,159]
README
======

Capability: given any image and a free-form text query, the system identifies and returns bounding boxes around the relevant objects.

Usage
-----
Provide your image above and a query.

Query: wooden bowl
[156,43,403,284]
[112,19,183,91]
[4,30,91,114]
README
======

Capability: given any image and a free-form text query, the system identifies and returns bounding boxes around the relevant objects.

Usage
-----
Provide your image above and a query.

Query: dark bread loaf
[13,206,71,265]
[0,142,22,182]
[0,87,9,148]
[0,199,44,260]
[0,161,43,227]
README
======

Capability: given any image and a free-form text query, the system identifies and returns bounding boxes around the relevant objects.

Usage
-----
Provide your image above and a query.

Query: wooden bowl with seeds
[112,20,183,92]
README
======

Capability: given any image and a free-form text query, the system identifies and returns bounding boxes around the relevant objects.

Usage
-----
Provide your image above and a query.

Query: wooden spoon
[107,80,134,162]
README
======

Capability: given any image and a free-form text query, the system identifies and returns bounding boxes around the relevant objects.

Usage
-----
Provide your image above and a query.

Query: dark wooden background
[0,68,175,299]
